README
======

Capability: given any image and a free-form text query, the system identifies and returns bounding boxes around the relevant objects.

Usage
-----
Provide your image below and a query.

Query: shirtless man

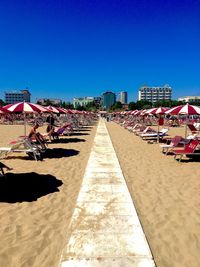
[28,123,46,150]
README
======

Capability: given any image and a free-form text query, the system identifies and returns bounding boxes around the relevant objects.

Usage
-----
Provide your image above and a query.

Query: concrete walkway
[59,119,155,267]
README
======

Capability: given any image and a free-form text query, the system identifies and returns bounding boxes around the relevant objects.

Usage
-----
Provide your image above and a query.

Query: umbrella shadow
[65,132,89,136]
[79,126,93,129]
[0,172,63,203]
[52,138,86,144]
[177,154,200,163]
[43,148,79,158]
[78,129,91,132]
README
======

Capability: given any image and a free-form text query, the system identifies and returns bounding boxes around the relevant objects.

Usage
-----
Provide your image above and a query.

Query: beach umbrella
[64,109,74,114]
[145,107,169,142]
[165,103,200,115]
[145,107,169,115]
[0,106,11,114]
[4,102,47,135]
[56,107,68,114]
[4,102,47,113]
[131,110,140,115]
[165,103,200,137]
[45,105,60,113]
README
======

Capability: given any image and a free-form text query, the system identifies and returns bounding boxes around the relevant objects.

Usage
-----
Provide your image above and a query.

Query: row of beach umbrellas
[115,103,200,116]
[0,102,92,135]
[0,102,92,115]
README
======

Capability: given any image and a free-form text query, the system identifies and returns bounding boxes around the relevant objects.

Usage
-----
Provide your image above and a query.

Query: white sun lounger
[0,138,42,161]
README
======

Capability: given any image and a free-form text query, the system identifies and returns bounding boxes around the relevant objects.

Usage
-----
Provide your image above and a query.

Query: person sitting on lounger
[28,123,46,149]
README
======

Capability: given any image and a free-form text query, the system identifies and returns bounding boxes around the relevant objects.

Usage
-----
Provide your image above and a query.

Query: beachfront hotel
[101,91,116,109]
[138,84,172,103]
[5,89,31,104]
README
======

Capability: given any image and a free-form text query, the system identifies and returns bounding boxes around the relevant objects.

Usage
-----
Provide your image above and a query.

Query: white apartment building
[138,84,172,103]
[178,96,200,103]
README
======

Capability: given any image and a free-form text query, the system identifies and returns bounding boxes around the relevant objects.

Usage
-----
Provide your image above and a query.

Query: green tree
[135,100,152,109]
[110,101,123,111]
[0,99,5,106]
[128,101,136,110]
[85,101,97,112]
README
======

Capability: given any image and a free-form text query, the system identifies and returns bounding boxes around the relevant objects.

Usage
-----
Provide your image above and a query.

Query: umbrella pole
[24,113,26,136]
[185,118,188,139]
[157,115,160,143]
[157,124,159,143]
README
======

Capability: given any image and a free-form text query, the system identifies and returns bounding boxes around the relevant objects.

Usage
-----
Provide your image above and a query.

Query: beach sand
[106,122,200,267]
[0,123,97,267]
[1,121,200,267]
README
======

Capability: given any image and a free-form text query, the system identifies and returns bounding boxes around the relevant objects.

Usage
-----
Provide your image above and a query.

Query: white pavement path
[59,119,156,267]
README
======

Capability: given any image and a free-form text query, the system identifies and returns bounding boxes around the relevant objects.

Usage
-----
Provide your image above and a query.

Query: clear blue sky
[0,0,200,103]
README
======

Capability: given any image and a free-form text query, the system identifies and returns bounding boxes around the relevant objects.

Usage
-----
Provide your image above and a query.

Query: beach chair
[135,126,156,136]
[187,124,199,135]
[172,139,200,162]
[160,136,183,155]
[128,123,143,133]
[0,138,42,161]
[140,128,169,140]
[0,162,12,176]
[50,126,67,139]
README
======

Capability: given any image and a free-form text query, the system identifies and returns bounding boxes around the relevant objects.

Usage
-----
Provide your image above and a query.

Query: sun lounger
[172,139,200,162]
[160,136,183,154]
[140,128,169,140]
[187,124,199,134]
[135,126,156,136]
[0,138,42,161]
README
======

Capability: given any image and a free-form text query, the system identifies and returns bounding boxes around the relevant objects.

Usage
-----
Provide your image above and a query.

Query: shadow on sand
[5,148,80,160]
[0,172,63,203]
[52,138,86,144]
[66,132,89,136]
[43,148,79,158]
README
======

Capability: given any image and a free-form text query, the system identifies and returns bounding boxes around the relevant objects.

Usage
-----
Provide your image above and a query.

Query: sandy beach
[0,120,200,267]
[106,121,200,267]
[0,123,97,267]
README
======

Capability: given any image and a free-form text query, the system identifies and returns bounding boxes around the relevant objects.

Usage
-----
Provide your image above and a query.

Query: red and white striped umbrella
[4,102,47,113]
[165,103,200,115]
[65,108,74,114]
[56,107,68,114]
[4,102,47,135]
[145,107,169,115]
[0,106,11,114]
[45,105,60,113]
[130,110,139,115]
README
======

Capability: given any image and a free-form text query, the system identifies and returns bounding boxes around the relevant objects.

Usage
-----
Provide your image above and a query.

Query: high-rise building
[5,89,31,104]
[138,84,172,103]
[119,91,128,104]
[101,91,116,109]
